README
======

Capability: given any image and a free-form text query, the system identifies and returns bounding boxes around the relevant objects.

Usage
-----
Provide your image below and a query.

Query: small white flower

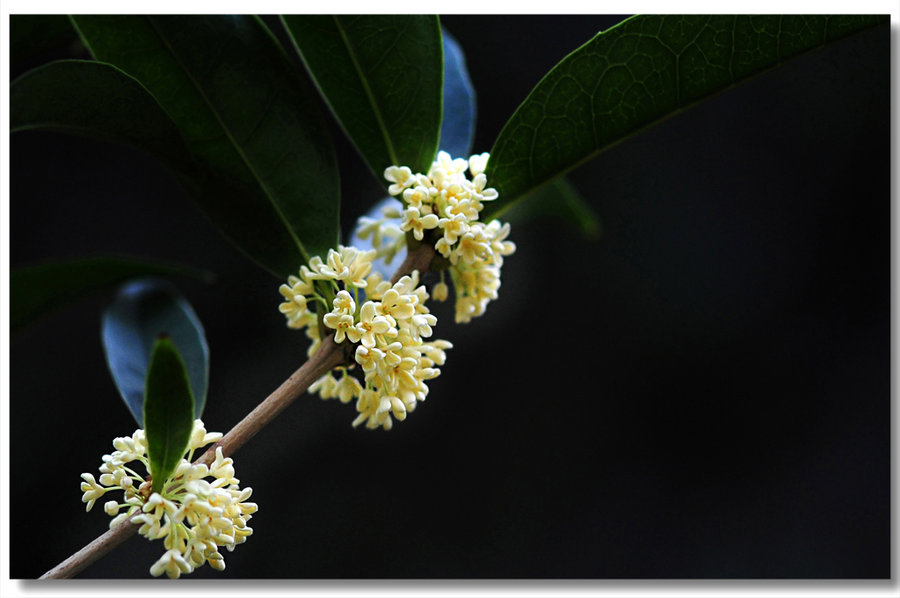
[81,421,256,577]
[354,301,396,348]
[331,290,356,315]
[468,152,489,176]
[438,213,469,244]
[150,548,193,579]
[335,372,363,404]
[432,281,449,302]
[209,447,236,484]
[323,312,357,344]
[355,345,385,373]
[384,165,414,196]
[400,207,440,241]
[188,419,223,451]
[80,473,107,512]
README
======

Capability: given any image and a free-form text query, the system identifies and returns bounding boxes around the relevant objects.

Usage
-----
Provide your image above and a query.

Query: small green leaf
[10,255,211,332]
[71,15,341,273]
[505,177,602,240]
[484,15,888,218]
[11,59,194,172]
[103,279,209,426]
[143,336,195,493]
[282,15,443,177]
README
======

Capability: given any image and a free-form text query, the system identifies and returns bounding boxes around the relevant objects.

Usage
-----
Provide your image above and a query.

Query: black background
[9,15,891,578]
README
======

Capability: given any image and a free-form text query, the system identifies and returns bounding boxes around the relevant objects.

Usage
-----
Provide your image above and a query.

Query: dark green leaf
[11,59,194,172]
[439,29,476,158]
[282,15,442,177]
[505,177,602,240]
[10,255,212,331]
[484,15,888,218]
[143,336,195,493]
[71,15,341,273]
[102,278,209,426]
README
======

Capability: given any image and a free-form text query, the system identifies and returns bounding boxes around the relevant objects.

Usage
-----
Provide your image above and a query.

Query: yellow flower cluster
[278,246,452,430]
[382,151,516,323]
[79,420,257,578]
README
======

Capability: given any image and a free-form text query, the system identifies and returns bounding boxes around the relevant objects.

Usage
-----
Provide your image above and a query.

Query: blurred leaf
[10,15,81,64]
[505,177,601,240]
[439,28,476,158]
[102,278,209,426]
[484,14,888,219]
[71,15,340,274]
[143,336,195,493]
[11,60,194,171]
[10,255,212,332]
[282,15,442,177]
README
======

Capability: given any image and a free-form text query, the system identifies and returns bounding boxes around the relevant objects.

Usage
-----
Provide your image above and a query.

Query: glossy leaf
[505,177,602,240]
[484,14,888,219]
[11,60,194,171]
[10,255,212,332]
[71,15,340,273]
[144,336,195,493]
[439,29,476,158]
[282,15,442,177]
[102,278,209,426]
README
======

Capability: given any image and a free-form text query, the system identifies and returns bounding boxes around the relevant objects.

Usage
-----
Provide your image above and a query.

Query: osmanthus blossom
[277,152,514,429]
[80,420,257,578]
[382,151,516,323]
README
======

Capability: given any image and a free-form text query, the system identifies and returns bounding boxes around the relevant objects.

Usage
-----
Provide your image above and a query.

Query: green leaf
[71,15,341,273]
[103,278,210,427]
[10,255,212,332]
[505,177,602,240]
[10,59,195,172]
[483,15,888,219]
[281,15,443,177]
[143,336,196,493]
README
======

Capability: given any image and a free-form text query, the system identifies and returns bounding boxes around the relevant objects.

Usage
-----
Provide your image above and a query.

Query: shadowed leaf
[102,278,209,426]
[11,59,194,171]
[439,28,476,158]
[10,255,211,332]
[71,15,340,273]
[505,177,602,240]
[282,15,442,178]
[484,14,888,218]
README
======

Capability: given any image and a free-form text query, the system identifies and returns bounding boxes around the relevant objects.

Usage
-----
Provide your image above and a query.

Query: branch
[391,242,435,285]
[40,243,436,579]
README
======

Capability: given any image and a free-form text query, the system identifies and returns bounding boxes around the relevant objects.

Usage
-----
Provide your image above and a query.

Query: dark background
[9,16,891,578]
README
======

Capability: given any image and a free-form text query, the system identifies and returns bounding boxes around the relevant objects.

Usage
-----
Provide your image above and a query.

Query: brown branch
[39,512,142,579]
[41,243,436,579]
[391,243,436,285]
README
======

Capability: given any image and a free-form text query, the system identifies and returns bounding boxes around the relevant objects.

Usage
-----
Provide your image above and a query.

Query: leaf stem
[40,243,436,579]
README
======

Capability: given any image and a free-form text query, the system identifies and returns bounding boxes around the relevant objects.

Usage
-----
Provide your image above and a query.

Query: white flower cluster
[376,151,516,323]
[278,245,452,430]
[79,420,257,578]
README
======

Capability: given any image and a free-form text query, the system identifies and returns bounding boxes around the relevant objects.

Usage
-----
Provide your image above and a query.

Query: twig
[40,243,435,579]
[39,512,141,579]
[391,243,436,285]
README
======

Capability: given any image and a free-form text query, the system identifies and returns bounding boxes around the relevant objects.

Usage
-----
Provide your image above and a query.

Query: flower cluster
[377,151,516,323]
[80,420,257,578]
[278,245,452,430]
[279,153,513,427]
